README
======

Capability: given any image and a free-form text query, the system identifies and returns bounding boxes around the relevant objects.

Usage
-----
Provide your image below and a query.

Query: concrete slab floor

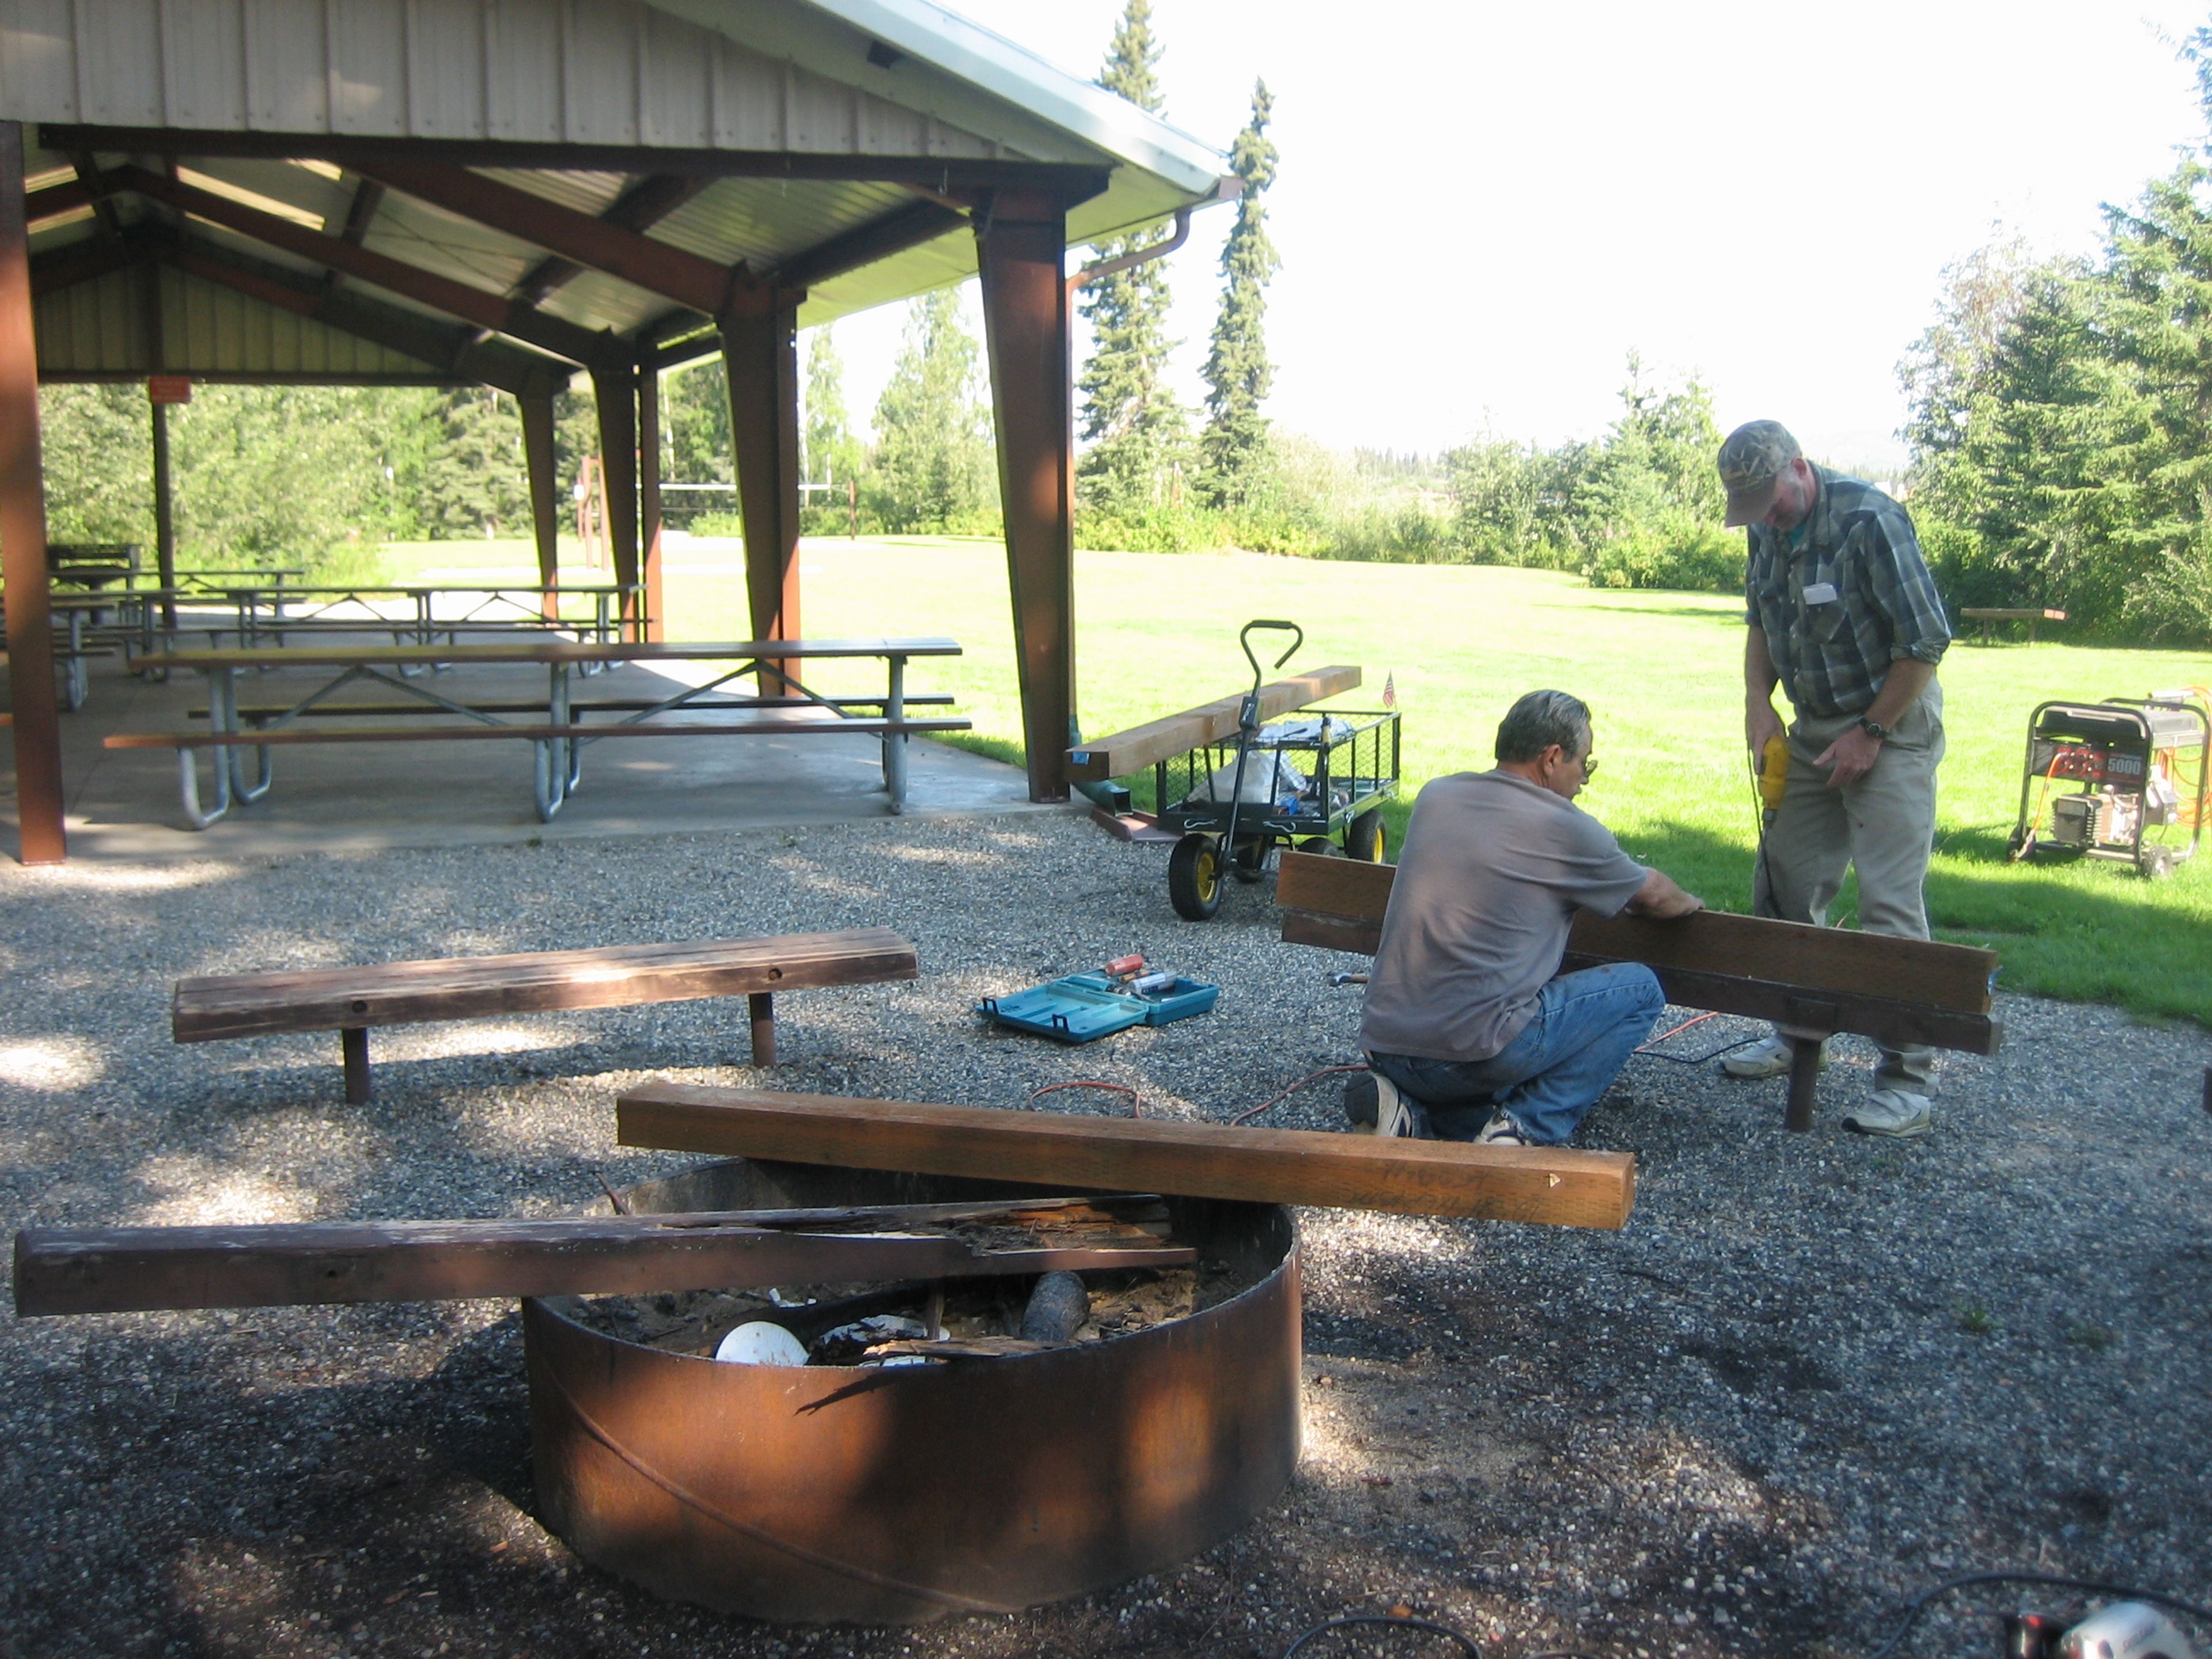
[2,636,1073,862]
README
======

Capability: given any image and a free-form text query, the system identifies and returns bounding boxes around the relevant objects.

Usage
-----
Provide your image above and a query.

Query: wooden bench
[1961,607,2066,645]
[1273,851,2001,1131]
[173,929,920,1104]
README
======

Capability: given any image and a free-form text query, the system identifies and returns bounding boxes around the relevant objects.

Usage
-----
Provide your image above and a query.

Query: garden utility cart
[2005,691,2209,878]
[1152,620,1400,921]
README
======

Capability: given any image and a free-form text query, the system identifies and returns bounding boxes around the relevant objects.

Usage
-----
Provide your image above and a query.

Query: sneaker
[1344,1070,1416,1138]
[1842,1089,1933,1138]
[1475,1111,1525,1147]
[1720,1032,1831,1080]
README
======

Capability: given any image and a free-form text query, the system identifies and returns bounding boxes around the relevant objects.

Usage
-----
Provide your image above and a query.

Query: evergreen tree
[1075,0,1188,517]
[36,384,155,544]
[869,287,994,533]
[802,325,864,490]
[417,387,532,537]
[1198,79,1279,507]
[663,360,733,487]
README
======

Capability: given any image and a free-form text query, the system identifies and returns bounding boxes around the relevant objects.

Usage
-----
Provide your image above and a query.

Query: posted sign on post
[147,376,191,405]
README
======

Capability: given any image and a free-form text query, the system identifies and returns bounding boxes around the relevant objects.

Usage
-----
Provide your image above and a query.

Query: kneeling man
[1347,690,1702,1146]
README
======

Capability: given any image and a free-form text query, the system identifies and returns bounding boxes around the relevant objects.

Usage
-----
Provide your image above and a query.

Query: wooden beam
[513,173,709,305]
[638,357,664,642]
[38,126,1113,202]
[14,1209,1196,1316]
[0,122,66,864]
[1065,666,1363,783]
[356,161,746,319]
[616,1085,1639,1229]
[105,166,622,370]
[1272,850,2002,1054]
[777,199,967,289]
[520,389,560,593]
[26,177,92,222]
[721,305,802,669]
[28,234,141,298]
[334,177,384,245]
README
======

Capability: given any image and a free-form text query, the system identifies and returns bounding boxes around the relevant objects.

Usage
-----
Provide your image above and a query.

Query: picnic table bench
[1961,607,2066,645]
[173,928,920,1103]
[1272,850,2001,1131]
[107,636,966,828]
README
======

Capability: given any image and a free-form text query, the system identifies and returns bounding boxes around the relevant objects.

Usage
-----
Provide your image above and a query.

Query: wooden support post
[590,363,639,600]
[149,399,178,628]
[637,358,664,643]
[976,191,1076,803]
[520,390,560,618]
[1783,1035,1824,1133]
[748,991,775,1066]
[340,1027,371,1104]
[0,122,67,864]
[720,304,801,692]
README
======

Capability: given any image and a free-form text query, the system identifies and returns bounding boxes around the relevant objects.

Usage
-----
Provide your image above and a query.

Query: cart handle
[1240,619,1303,681]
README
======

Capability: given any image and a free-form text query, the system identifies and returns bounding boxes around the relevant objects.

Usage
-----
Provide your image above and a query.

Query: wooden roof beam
[354,160,764,319]
[25,176,91,223]
[29,232,142,297]
[512,172,710,305]
[774,198,966,289]
[102,165,624,371]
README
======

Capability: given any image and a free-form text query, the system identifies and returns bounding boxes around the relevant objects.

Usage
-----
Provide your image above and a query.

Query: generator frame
[2006,695,2209,879]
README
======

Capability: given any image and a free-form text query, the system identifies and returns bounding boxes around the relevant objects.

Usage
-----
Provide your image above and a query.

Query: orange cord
[1025,1080,1142,1118]
[1636,1010,1721,1052]
[1229,1063,1372,1126]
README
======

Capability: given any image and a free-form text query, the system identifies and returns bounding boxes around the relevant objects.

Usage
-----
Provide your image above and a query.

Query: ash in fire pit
[526,1157,1301,1623]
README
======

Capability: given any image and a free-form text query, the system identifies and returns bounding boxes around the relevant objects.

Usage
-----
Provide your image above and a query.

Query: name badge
[1802,581,1839,605]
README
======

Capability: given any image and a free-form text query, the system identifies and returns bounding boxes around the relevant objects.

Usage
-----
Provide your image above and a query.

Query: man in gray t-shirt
[1346,690,1702,1147]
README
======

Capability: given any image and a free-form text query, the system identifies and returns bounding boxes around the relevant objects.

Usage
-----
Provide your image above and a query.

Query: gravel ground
[2,809,2209,1659]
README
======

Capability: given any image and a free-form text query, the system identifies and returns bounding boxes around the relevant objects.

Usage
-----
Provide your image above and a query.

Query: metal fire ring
[524,1157,1302,1623]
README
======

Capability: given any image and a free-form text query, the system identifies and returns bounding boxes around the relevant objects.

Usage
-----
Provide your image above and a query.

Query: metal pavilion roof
[5,0,1234,384]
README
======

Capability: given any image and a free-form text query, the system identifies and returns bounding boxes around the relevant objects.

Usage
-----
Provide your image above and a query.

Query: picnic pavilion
[0,0,1235,862]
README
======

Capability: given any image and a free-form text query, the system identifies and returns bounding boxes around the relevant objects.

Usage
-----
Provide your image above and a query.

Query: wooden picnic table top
[1961,607,2066,621]
[213,580,641,598]
[135,637,963,672]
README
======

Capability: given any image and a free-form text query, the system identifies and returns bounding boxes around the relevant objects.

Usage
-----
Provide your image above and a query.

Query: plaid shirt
[1744,466,1950,718]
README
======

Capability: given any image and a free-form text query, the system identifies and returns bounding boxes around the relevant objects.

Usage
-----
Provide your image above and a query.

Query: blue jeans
[1369,963,1664,1146]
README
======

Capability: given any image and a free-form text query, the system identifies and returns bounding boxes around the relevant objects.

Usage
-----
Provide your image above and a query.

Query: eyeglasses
[1579,753,1599,777]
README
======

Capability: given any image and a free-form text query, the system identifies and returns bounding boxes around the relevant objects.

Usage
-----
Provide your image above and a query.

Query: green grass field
[380,533,2212,1026]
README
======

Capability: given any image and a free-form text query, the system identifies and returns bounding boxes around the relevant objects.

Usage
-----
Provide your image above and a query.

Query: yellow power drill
[1756,732,1790,824]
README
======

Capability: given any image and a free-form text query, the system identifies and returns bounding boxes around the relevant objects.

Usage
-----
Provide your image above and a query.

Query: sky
[817,0,2212,470]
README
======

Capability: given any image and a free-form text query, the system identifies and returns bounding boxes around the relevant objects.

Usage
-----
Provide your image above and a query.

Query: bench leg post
[1783,1036,1823,1132]
[341,1027,372,1104]
[749,992,775,1067]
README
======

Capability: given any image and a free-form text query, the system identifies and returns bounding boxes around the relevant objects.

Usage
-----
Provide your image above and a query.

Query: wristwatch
[1856,716,1889,741]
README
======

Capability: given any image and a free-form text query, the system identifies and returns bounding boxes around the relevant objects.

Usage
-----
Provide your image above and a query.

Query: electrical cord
[1024,1081,1141,1116]
[1864,1570,2212,1659]
[1230,1063,1372,1126]
[1631,1011,1762,1067]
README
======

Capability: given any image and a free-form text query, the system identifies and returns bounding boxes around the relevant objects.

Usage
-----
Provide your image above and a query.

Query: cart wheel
[1229,834,1271,884]
[1345,808,1388,865]
[1169,833,1225,920]
[2142,846,2177,881]
[1297,836,1340,857]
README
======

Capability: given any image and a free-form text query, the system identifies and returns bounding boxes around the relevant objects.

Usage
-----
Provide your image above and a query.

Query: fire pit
[524,1157,1301,1623]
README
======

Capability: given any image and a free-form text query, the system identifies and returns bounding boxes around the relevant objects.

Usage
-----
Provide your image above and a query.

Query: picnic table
[222,581,642,654]
[1961,606,2066,645]
[110,637,967,828]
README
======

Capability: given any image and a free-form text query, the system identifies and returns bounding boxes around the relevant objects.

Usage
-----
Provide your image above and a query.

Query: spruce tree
[870,287,994,533]
[1075,0,1187,517]
[1199,80,1279,509]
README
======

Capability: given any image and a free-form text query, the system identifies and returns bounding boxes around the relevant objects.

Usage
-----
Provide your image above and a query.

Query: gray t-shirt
[1358,770,1647,1063]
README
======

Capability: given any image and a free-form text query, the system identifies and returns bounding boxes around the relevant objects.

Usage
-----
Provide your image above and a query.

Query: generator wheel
[1346,808,1388,865]
[2142,846,2177,881]
[1168,833,1224,920]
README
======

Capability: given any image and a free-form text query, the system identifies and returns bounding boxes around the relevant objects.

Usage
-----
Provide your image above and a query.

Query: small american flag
[1382,672,1397,709]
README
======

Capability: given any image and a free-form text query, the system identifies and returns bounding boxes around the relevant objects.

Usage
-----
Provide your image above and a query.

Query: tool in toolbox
[1152,620,1401,921]
[2005,689,2209,878]
[978,953,1220,1044]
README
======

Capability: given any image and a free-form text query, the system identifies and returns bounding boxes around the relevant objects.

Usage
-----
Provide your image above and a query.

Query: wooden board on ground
[1273,851,2000,1055]
[14,1200,1192,1316]
[173,930,919,1042]
[1064,665,1362,783]
[616,1085,1638,1229]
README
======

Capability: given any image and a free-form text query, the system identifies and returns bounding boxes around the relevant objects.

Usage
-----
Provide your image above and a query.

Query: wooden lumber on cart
[616,1084,1638,1229]
[1063,665,1362,783]
[1272,850,2001,1130]
[14,1198,1193,1316]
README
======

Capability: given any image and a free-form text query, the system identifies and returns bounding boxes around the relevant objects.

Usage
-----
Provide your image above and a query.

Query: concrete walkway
[2,623,1062,861]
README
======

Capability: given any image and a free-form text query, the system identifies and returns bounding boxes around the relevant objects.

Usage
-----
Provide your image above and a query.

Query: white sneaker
[1720,1032,1831,1080]
[1842,1089,1933,1138]
[1475,1111,1525,1147]
[1344,1071,1417,1138]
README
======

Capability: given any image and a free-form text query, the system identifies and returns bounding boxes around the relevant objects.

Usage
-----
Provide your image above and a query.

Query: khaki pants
[1753,680,1944,1093]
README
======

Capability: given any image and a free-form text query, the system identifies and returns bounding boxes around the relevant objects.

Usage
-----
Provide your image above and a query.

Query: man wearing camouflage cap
[1717,420,1951,1137]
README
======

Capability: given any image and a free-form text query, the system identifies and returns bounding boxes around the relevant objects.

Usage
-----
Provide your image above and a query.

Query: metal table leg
[882,654,908,813]
[215,666,273,802]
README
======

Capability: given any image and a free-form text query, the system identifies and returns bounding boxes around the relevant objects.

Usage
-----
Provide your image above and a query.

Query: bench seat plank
[618,1084,1638,1229]
[173,930,919,1043]
[107,717,969,751]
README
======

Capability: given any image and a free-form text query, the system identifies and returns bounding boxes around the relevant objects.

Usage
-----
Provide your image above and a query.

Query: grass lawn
[378,532,2212,1027]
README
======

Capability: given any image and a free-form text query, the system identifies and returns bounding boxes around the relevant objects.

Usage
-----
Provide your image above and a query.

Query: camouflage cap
[1717,419,1802,528]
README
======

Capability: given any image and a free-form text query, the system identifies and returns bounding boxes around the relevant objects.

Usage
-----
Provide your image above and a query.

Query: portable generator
[2006,691,2210,878]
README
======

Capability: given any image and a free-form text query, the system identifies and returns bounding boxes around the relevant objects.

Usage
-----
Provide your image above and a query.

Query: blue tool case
[977,972,1219,1043]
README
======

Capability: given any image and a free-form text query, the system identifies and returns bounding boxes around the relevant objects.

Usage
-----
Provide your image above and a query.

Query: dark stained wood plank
[14,1213,1195,1316]
[616,1086,1638,1230]
[1272,851,1995,1013]
[1063,666,1362,783]
[173,930,918,1042]
[105,718,969,751]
